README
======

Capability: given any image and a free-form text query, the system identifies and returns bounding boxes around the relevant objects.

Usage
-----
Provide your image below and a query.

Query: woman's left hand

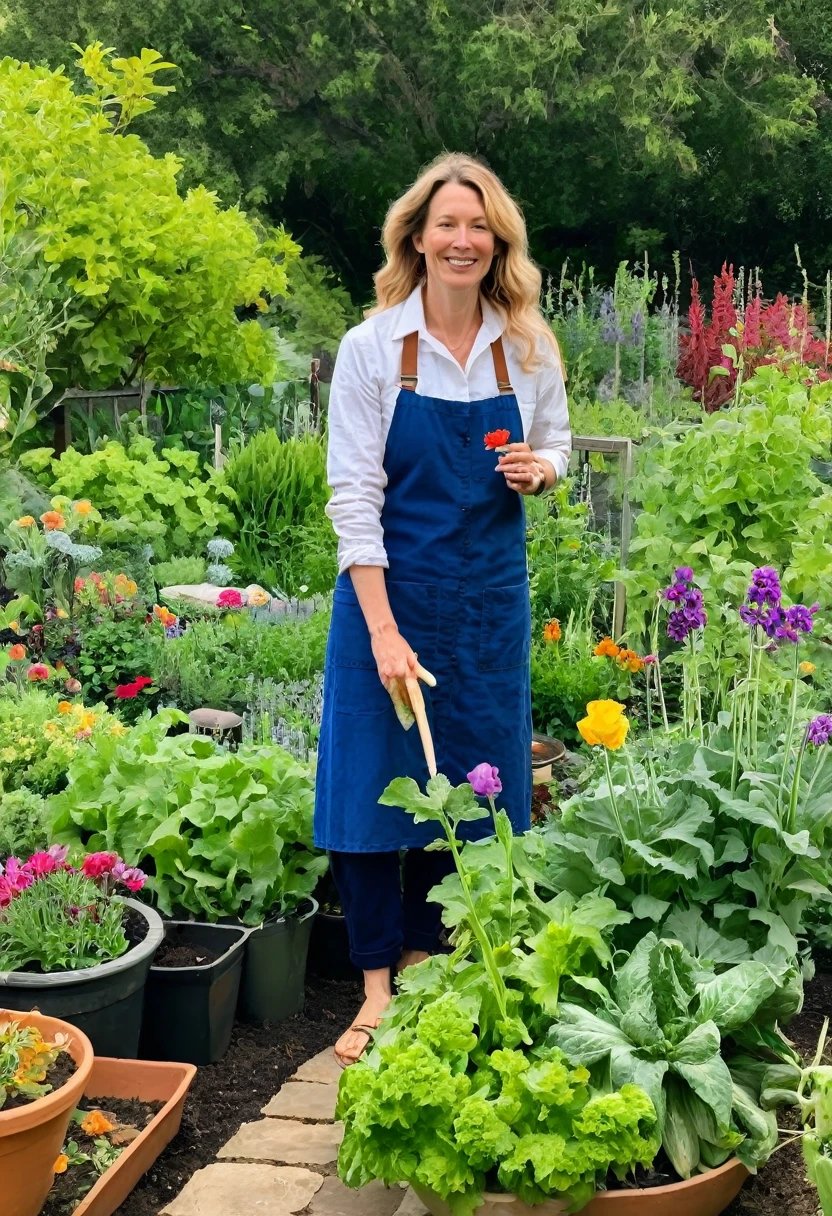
[496,443,546,495]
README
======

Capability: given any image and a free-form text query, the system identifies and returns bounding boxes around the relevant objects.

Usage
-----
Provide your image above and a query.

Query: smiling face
[413,182,497,292]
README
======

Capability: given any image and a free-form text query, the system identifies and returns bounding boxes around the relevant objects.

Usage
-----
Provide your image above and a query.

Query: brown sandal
[333,1022,380,1070]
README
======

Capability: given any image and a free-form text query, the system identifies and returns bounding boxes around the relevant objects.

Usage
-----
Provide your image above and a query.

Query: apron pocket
[478,583,531,672]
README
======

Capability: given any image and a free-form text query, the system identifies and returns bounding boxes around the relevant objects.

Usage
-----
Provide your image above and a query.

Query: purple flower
[808,715,832,746]
[667,614,692,642]
[746,567,782,609]
[675,567,694,584]
[740,604,768,627]
[664,582,688,603]
[600,291,625,344]
[786,603,819,635]
[630,310,644,347]
[467,763,503,798]
[112,861,147,893]
[664,568,707,641]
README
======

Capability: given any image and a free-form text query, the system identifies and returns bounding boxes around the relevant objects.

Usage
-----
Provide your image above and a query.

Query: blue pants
[329,849,456,971]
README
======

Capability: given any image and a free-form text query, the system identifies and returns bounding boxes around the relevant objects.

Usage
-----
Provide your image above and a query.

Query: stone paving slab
[161,1163,324,1216]
[263,1080,339,1121]
[394,1188,431,1216]
[219,1117,344,1166]
[307,1176,405,1216]
[292,1047,343,1085]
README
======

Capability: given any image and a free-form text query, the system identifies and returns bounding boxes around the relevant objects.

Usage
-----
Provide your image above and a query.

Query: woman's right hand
[371,622,419,688]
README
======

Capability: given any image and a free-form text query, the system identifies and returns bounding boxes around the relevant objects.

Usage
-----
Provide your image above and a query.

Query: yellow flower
[126,579,137,597]
[109,721,129,736]
[577,699,629,750]
[43,721,58,738]
[594,637,621,659]
[247,588,270,607]
[53,1155,69,1175]
[73,499,93,516]
[8,620,19,633]
[57,701,73,715]
[56,607,69,619]
[543,619,561,643]
[15,515,35,527]
[800,661,816,676]
[78,710,97,732]
[0,747,16,762]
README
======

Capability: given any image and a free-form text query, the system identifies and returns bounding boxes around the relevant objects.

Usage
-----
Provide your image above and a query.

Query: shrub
[152,555,208,589]
[0,789,49,857]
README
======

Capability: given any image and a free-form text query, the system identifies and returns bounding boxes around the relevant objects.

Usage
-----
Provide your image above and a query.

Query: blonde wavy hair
[368,152,561,374]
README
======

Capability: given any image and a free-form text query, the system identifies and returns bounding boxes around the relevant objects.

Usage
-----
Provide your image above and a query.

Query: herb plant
[0,1019,68,1108]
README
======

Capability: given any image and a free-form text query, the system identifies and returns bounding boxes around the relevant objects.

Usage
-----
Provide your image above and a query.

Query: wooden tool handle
[405,676,437,778]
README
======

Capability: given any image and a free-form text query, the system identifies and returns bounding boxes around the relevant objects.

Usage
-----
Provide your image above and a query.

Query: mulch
[110,968,831,1215]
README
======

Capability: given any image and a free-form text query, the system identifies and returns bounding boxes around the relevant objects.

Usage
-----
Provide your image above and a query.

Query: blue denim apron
[314,330,532,851]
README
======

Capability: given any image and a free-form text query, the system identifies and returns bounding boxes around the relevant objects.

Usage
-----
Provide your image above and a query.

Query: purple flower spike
[747,567,782,609]
[674,567,694,584]
[467,763,502,798]
[786,603,820,635]
[808,715,832,746]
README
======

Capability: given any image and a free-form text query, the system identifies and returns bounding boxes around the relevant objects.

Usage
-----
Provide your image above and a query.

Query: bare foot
[396,948,430,974]
[334,968,392,1068]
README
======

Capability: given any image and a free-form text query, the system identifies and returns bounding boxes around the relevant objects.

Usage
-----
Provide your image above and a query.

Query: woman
[315,152,571,1066]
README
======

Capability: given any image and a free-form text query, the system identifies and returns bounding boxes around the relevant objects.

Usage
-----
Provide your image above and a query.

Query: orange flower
[800,661,816,676]
[593,637,621,659]
[40,510,65,531]
[80,1110,115,1136]
[7,644,26,661]
[616,649,645,674]
[57,701,73,714]
[15,515,35,527]
[53,1155,69,1175]
[73,500,93,515]
[543,619,562,643]
[153,605,177,628]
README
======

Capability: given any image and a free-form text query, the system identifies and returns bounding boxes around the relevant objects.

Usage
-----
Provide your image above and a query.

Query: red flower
[27,663,49,681]
[115,675,153,699]
[216,588,243,609]
[484,429,511,450]
[81,852,118,879]
[133,676,154,689]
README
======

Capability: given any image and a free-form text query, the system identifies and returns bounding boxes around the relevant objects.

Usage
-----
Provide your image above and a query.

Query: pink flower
[27,851,60,878]
[467,763,503,798]
[0,876,12,908]
[112,861,147,892]
[26,663,50,681]
[2,857,34,893]
[81,852,118,879]
[216,588,243,609]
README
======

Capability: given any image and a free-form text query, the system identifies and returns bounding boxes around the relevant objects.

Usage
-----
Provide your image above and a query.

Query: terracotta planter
[0,1008,95,1216]
[68,1056,197,1216]
[413,1158,748,1216]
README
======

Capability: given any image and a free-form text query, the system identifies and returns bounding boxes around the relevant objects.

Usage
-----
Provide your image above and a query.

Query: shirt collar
[391,281,506,352]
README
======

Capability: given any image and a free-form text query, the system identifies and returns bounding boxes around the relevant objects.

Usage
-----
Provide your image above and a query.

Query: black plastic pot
[0,898,163,1057]
[238,898,318,1023]
[141,921,248,1065]
[307,910,361,981]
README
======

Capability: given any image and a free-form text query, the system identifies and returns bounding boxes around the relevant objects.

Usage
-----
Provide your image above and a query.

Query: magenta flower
[643,654,658,665]
[808,715,832,746]
[0,876,12,908]
[216,588,243,609]
[1,857,34,894]
[112,861,147,893]
[27,851,60,878]
[664,569,706,641]
[467,763,503,798]
[81,852,118,879]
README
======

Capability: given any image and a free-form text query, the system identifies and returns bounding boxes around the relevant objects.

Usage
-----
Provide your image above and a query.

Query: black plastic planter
[307,910,361,981]
[0,898,163,1057]
[238,898,318,1023]
[141,921,248,1065]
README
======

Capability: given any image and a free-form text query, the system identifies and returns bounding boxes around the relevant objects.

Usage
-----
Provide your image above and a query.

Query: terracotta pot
[0,1008,95,1216]
[70,1056,197,1216]
[413,1158,748,1216]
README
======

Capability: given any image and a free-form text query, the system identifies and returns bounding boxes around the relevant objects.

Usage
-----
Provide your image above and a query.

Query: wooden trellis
[570,435,634,639]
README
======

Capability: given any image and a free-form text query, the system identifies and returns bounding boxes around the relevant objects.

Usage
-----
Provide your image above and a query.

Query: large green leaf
[696,961,778,1032]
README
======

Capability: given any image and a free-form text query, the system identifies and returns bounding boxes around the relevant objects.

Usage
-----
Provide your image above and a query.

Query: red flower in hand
[484,429,511,450]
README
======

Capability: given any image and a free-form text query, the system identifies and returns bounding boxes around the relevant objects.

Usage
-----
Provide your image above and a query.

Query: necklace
[434,312,481,354]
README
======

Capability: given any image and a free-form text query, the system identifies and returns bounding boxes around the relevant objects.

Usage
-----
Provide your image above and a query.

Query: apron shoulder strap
[491,335,514,395]
[399,331,418,391]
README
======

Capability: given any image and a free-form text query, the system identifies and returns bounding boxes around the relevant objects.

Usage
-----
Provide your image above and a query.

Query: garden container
[531,732,566,783]
[141,921,248,1065]
[238,897,318,1023]
[0,899,164,1058]
[69,1055,196,1216]
[0,1008,95,1216]
[307,909,361,981]
[413,1158,748,1216]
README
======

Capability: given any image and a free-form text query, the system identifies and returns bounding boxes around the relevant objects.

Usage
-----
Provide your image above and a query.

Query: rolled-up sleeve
[528,358,571,481]
[325,329,389,573]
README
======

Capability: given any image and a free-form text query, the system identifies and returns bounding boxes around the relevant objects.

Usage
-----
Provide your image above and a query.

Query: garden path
[160,1047,426,1216]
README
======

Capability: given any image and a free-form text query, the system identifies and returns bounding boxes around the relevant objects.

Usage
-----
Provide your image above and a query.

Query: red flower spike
[484,429,511,450]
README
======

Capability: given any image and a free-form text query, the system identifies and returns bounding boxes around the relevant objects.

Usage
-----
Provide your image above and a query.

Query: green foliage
[77,617,159,702]
[624,365,832,638]
[273,255,358,357]
[49,712,328,923]
[1,1,820,292]
[530,617,630,744]
[24,437,235,559]
[151,610,329,713]
[550,933,789,1177]
[221,430,334,594]
[0,869,128,972]
[0,788,49,856]
[151,555,208,588]
[0,45,298,392]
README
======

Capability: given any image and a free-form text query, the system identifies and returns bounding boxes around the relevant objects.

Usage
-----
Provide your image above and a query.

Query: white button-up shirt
[326,282,571,573]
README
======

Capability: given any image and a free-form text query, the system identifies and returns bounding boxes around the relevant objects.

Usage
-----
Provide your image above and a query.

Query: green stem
[751,637,763,768]
[603,749,628,850]
[787,728,809,835]
[444,819,508,1021]
[777,647,802,818]
[490,795,514,942]
[689,634,704,744]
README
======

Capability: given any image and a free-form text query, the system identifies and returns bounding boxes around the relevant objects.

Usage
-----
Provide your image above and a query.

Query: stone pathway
[161,1048,428,1216]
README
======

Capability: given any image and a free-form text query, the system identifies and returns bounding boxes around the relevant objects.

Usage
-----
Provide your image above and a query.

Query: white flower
[207,537,235,559]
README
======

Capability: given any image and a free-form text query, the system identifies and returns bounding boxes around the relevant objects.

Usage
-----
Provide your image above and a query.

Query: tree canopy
[1,0,830,294]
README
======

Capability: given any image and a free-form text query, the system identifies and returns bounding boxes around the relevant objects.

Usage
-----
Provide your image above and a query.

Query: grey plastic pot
[0,898,164,1058]
[238,897,318,1023]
